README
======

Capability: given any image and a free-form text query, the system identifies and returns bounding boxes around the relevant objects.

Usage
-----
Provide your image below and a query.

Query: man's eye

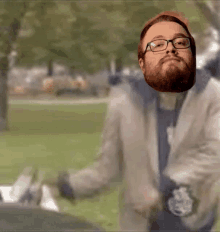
[177,41,185,45]
[175,38,189,46]
[152,43,164,47]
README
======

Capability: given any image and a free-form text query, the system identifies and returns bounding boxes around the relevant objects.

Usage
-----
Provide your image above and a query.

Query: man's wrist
[58,172,75,200]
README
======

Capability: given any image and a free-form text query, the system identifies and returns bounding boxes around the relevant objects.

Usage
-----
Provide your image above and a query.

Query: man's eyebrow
[151,33,188,41]
[152,35,165,40]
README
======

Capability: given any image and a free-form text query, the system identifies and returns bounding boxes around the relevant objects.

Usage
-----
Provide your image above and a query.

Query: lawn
[0,102,119,231]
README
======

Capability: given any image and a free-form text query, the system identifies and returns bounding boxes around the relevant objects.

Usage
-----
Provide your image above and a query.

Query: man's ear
[139,58,145,74]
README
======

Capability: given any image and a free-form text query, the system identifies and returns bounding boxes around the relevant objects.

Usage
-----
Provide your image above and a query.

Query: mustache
[160,55,182,64]
[159,55,192,71]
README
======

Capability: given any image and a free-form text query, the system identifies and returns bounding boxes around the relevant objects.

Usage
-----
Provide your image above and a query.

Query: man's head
[138,11,196,92]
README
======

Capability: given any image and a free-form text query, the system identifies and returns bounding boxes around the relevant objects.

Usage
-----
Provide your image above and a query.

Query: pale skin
[139,21,194,108]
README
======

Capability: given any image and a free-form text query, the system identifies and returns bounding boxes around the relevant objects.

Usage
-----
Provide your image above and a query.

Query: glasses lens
[150,40,166,52]
[174,37,190,48]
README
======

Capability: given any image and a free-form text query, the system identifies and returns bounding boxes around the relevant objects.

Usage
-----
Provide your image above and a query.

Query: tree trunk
[69,65,75,76]
[110,54,116,75]
[48,59,53,76]
[116,57,123,74]
[0,2,28,131]
[0,57,8,131]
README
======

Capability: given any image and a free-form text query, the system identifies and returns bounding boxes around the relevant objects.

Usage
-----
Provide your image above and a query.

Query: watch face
[165,184,199,217]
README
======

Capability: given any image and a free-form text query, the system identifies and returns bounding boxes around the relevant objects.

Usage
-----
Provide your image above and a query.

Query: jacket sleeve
[204,94,220,142]
[68,87,124,199]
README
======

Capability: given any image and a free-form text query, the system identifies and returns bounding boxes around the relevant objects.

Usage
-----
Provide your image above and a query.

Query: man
[55,11,220,231]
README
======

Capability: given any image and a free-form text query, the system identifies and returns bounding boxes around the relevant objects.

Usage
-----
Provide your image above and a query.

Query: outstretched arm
[68,87,124,199]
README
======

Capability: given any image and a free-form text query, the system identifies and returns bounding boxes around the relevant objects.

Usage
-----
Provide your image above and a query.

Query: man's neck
[159,92,186,110]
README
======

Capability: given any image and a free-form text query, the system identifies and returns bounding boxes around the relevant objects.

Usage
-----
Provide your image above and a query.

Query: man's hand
[133,187,163,219]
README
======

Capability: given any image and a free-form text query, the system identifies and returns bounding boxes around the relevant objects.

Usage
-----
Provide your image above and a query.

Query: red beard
[144,58,196,92]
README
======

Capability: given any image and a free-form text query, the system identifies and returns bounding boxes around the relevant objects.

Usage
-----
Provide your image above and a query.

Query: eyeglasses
[143,37,191,54]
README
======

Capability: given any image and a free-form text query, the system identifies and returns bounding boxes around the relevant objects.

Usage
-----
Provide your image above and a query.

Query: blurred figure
[50,11,220,232]
[42,77,54,93]
[203,49,220,78]
[108,73,122,86]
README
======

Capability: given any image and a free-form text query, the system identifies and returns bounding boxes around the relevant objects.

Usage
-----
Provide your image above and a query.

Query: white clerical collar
[159,92,186,110]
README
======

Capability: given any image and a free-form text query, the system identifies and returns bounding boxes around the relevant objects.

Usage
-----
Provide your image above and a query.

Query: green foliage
[0,2,27,58]
[12,0,213,73]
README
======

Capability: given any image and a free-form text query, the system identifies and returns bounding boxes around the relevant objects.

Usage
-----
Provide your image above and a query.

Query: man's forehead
[143,21,188,45]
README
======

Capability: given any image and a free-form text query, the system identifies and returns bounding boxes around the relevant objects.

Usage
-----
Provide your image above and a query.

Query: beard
[143,57,196,92]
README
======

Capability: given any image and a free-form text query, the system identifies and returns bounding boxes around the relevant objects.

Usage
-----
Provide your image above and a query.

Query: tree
[16,2,69,75]
[15,0,212,76]
[0,1,28,130]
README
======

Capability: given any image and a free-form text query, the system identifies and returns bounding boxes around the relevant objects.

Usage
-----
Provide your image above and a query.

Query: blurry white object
[196,54,206,69]
[41,185,59,212]
[122,67,130,75]
[210,42,219,52]
[0,185,59,212]
[196,26,220,69]
[10,166,33,202]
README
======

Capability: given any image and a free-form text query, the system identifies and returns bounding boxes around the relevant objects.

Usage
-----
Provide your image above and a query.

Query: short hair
[137,11,196,61]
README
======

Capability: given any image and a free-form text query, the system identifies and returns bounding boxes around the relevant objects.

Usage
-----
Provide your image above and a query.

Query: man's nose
[166,41,177,54]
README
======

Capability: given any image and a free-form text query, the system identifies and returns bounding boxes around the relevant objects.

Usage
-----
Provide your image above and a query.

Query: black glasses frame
[143,37,191,54]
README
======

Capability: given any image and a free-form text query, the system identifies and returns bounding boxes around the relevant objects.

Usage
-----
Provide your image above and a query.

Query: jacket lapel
[143,98,160,184]
[168,68,212,158]
[169,86,198,161]
[129,78,199,184]
[141,84,199,183]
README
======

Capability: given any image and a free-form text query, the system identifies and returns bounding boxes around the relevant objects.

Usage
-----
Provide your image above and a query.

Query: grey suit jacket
[69,69,220,231]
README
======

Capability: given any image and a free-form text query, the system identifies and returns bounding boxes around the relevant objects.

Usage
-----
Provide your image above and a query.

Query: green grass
[0,102,119,231]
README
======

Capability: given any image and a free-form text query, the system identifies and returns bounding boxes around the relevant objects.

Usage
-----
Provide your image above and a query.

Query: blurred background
[1,0,220,231]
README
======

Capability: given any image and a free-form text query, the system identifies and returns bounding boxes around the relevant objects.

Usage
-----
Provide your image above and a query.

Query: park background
[1,0,220,231]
